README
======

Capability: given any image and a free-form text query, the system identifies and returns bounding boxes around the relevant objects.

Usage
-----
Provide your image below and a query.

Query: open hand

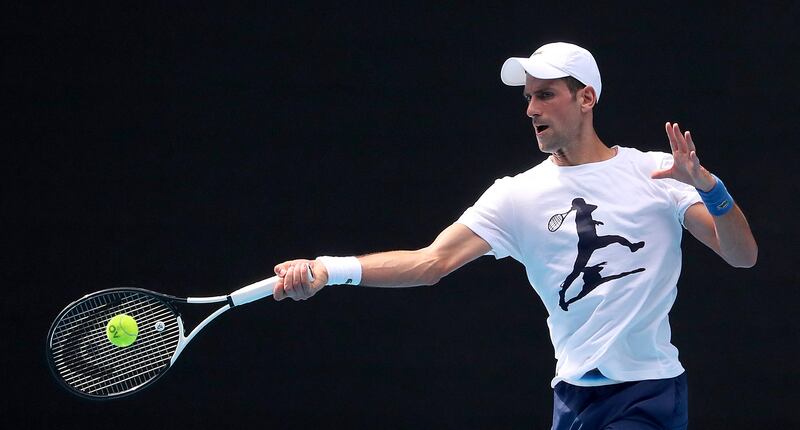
[651,122,715,191]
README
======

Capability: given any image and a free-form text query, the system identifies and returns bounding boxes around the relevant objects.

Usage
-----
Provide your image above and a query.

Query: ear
[578,86,598,112]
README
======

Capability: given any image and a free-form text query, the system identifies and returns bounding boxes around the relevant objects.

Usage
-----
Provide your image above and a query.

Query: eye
[524,94,532,103]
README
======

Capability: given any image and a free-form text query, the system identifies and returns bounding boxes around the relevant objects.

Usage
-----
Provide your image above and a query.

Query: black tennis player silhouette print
[553,198,646,311]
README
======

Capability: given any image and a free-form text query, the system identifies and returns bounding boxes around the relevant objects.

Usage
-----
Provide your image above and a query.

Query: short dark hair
[560,76,586,97]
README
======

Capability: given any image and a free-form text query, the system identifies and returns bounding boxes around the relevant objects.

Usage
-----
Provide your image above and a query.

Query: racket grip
[229,276,279,306]
[229,265,314,306]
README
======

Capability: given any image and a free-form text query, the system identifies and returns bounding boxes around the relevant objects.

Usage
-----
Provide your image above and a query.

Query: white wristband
[316,256,362,286]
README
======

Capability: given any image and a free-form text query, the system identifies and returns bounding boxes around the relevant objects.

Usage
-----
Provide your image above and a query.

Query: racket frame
[45,288,189,399]
[46,274,289,400]
[547,208,574,232]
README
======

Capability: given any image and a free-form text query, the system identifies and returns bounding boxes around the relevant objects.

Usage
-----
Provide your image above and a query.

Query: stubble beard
[536,121,584,157]
[536,131,566,155]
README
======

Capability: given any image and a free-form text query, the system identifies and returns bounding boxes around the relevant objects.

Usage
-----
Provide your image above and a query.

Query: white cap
[500,42,602,101]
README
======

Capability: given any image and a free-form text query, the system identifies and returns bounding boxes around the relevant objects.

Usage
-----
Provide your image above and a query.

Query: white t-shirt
[457,146,702,387]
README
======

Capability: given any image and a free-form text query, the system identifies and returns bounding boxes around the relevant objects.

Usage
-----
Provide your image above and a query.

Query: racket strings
[73,349,176,394]
[548,209,574,232]
[55,311,179,391]
[548,214,567,232]
[50,295,169,351]
[52,300,175,361]
[49,291,181,397]
[53,294,180,395]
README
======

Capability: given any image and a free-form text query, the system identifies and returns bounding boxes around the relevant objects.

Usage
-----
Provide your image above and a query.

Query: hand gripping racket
[46,267,311,400]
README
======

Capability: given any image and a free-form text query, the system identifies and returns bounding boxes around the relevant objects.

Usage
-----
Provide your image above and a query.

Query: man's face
[523,75,584,154]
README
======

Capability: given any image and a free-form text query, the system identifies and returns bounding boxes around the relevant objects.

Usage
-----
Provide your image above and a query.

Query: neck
[549,131,615,166]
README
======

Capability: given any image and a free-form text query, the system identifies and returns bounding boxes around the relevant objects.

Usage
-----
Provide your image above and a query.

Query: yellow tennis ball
[106,314,139,347]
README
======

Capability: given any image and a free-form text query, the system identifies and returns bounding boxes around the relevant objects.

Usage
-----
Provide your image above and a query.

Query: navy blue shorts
[552,372,688,429]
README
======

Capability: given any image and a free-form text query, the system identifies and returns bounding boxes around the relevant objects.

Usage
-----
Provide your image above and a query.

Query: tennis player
[273,42,757,429]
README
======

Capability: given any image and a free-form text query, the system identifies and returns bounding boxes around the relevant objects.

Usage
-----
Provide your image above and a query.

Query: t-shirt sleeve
[650,152,703,227]
[456,177,518,259]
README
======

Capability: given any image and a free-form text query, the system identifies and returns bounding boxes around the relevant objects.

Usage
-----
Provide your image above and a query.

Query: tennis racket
[547,208,574,232]
[46,266,312,400]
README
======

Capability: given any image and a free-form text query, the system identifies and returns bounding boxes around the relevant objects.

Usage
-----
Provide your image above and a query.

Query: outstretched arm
[273,223,492,301]
[651,122,757,268]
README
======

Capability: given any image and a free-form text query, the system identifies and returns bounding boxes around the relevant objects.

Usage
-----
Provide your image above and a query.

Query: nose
[526,98,540,118]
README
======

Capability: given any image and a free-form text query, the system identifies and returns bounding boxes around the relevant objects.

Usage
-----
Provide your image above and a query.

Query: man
[272,42,757,429]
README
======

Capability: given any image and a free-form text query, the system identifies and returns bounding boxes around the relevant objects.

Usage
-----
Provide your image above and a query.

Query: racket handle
[229,276,279,306]
[229,265,314,306]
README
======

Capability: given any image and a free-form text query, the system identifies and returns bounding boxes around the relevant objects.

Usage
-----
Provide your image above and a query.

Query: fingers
[685,130,697,154]
[274,261,291,277]
[273,260,297,301]
[658,122,708,187]
[675,124,689,153]
[274,259,318,301]
[273,277,287,301]
[664,122,677,153]
[666,122,696,156]
[284,263,302,300]
[665,122,686,153]
[290,263,313,299]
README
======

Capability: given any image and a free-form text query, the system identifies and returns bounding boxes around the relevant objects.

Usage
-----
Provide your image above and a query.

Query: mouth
[535,124,550,135]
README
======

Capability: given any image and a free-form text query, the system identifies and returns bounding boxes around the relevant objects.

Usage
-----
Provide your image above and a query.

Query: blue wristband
[697,175,734,216]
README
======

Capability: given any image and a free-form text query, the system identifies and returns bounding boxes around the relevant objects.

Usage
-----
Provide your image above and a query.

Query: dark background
[4,2,799,428]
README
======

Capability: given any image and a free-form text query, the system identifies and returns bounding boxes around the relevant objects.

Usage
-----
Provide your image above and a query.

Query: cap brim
[500,57,570,86]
